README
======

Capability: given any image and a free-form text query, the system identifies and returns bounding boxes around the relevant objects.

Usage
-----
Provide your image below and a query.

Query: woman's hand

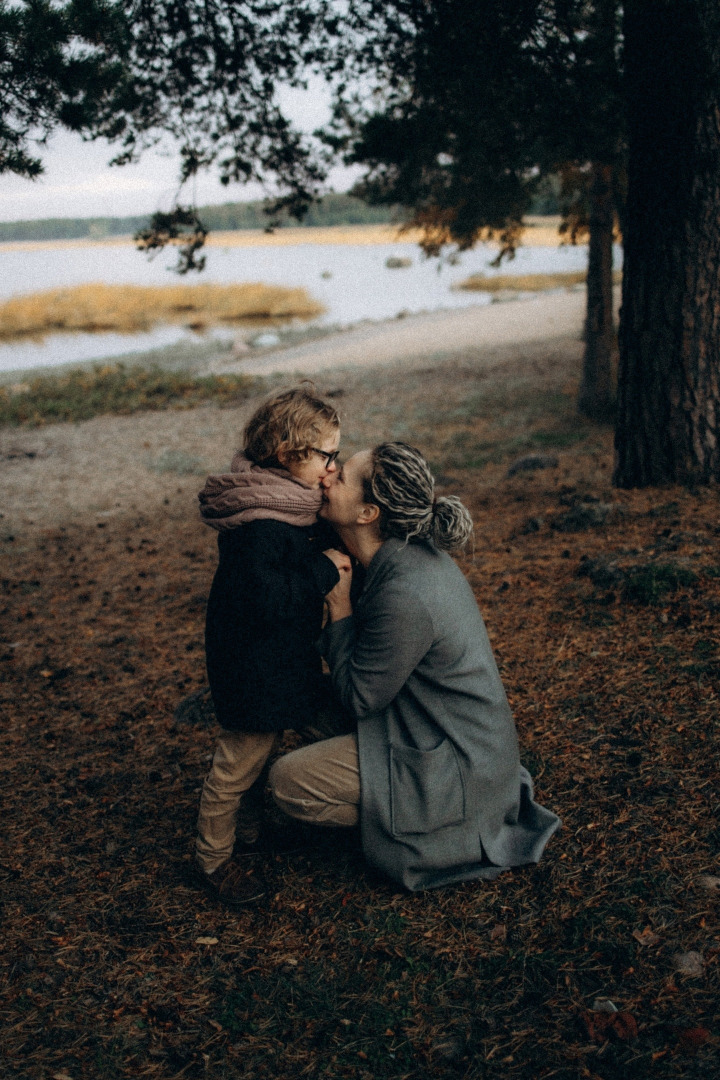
[324,550,353,622]
[323,548,352,574]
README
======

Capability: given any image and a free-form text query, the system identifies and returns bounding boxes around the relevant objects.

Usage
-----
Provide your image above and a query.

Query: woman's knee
[269,741,360,826]
[268,753,313,821]
[268,753,296,802]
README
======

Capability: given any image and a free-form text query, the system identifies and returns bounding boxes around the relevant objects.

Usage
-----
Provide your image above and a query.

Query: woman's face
[283,428,340,489]
[320,449,373,526]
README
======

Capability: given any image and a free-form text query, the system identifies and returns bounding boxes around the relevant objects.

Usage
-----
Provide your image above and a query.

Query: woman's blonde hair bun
[365,442,473,551]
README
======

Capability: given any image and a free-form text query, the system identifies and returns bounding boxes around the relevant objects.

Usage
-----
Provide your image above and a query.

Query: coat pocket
[390,739,466,836]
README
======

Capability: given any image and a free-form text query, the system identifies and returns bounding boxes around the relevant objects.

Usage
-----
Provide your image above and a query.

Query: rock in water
[250,331,281,348]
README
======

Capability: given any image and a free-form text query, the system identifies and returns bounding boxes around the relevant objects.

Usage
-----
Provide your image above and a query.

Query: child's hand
[323,548,352,573]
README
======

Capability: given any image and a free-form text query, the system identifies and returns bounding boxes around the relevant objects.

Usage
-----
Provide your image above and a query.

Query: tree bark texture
[614,0,720,487]
[579,161,616,419]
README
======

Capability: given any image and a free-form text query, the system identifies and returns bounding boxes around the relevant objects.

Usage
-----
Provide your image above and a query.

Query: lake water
[0,237,619,374]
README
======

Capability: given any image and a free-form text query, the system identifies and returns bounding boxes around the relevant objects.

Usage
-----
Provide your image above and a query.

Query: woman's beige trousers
[196,728,359,874]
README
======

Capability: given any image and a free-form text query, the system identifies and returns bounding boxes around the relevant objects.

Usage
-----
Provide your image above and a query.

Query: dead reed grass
[456,269,623,293]
[0,218,568,254]
[207,219,564,248]
[0,283,324,342]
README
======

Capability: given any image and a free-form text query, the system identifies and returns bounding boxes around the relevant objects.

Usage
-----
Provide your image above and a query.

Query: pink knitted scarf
[198,451,322,530]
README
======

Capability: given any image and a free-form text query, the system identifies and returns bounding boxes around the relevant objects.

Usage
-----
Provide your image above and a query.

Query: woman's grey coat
[321,538,560,891]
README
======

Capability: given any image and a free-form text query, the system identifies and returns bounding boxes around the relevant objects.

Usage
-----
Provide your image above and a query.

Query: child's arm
[235,520,341,623]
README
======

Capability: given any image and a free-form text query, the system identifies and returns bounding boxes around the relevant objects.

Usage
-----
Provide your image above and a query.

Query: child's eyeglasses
[309,447,340,467]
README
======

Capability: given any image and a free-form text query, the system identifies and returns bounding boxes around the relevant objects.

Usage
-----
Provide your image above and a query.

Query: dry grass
[0,218,569,254]
[1,345,718,1080]
[0,362,257,426]
[206,221,567,249]
[0,225,420,254]
[0,283,324,342]
[208,220,561,249]
[456,269,623,293]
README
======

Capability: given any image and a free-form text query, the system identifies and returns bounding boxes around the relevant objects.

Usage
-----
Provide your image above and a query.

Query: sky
[0,83,359,223]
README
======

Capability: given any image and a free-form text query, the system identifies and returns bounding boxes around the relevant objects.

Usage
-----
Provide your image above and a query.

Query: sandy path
[209,289,589,377]
[1,291,601,534]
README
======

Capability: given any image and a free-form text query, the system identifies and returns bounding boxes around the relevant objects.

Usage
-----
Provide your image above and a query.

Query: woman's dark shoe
[197,859,266,908]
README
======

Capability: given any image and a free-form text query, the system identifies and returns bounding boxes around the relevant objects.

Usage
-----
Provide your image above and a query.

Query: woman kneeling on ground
[269,442,560,891]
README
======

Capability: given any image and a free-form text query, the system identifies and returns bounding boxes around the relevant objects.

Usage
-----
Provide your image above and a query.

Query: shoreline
[0,216,568,253]
[0,294,591,532]
[0,288,599,386]
[207,289,599,378]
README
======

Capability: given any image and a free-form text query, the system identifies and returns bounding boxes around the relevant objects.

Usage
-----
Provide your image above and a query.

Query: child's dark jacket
[201,457,340,733]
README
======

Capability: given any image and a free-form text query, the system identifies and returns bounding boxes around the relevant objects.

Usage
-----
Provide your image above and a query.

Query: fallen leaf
[490,923,507,943]
[673,951,704,977]
[592,998,618,1014]
[584,1011,608,1041]
[697,875,720,893]
[677,1027,710,1051]
[632,926,662,947]
[195,936,218,946]
[584,1008,638,1043]
[611,1013,638,1041]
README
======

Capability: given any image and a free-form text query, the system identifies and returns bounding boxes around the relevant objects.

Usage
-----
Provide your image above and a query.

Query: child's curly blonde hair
[243,385,340,467]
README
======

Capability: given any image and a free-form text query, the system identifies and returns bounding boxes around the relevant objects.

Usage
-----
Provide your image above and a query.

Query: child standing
[194,386,349,906]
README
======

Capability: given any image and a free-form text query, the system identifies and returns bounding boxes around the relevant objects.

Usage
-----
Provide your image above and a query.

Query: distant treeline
[0,193,397,243]
[0,183,562,244]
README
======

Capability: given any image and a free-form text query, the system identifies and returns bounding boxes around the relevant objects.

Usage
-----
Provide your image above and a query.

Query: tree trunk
[614,0,720,487]
[578,161,616,419]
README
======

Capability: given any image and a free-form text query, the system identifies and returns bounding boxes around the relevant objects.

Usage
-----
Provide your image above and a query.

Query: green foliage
[0,194,396,244]
[2,4,615,260]
[0,0,131,178]
[328,1,625,255]
[622,563,698,606]
[528,173,562,215]
[135,207,208,274]
[1,2,336,270]
[0,363,256,426]
[0,214,144,243]
[1,4,622,271]
[200,192,397,232]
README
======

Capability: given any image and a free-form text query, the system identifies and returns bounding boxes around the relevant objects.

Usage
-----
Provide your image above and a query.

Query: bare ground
[0,293,592,534]
[1,296,718,1080]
